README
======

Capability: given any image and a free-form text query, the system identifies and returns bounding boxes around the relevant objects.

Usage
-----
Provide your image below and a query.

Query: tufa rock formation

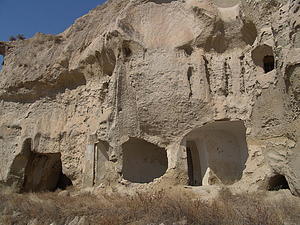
[0,0,300,195]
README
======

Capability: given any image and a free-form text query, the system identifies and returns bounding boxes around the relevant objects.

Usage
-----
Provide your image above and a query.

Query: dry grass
[0,185,299,225]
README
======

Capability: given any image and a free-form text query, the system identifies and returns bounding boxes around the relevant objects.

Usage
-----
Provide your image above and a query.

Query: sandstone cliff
[0,0,299,196]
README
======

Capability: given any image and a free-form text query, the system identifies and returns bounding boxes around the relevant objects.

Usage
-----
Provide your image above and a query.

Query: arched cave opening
[268,174,290,191]
[251,45,275,73]
[263,55,275,73]
[23,151,73,192]
[122,137,168,183]
[184,121,249,186]
[7,138,72,192]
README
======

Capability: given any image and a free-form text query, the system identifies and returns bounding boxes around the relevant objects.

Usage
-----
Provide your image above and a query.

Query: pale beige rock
[0,0,299,197]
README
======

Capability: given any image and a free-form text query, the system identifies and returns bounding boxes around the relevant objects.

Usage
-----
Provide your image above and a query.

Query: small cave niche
[177,44,193,56]
[122,138,168,183]
[123,46,132,58]
[241,20,258,46]
[268,174,290,191]
[96,48,116,76]
[7,138,72,192]
[183,121,249,186]
[56,71,87,91]
[251,45,275,73]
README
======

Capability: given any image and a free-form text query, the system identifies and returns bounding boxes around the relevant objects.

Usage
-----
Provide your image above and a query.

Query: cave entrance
[23,152,61,192]
[263,55,275,73]
[184,121,248,186]
[7,138,72,192]
[122,138,168,183]
[23,152,67,192]
[251,45,275,73]
[187,141,202,186]
[268,174,290,191]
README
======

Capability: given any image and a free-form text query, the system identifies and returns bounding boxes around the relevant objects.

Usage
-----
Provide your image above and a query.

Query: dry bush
[0,185,299,225]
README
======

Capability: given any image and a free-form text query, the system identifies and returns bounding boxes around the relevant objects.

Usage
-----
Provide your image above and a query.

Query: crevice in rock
[203,56,211,94]
[239,55,246,94]
[223,59,231,97]
[187,67,193,98]
[122,138,168,183]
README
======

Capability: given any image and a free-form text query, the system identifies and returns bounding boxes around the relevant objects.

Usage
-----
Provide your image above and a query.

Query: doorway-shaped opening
[7,138,72,192]
[263,55,275,73]
[251,45,275,73]
[122,138,168,183]
[94,140,109,185]
[184,121,248,186]
[23,152,66,192]
[268,174,290,191]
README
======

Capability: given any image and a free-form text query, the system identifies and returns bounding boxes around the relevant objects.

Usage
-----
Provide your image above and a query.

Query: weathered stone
[0,0,299,196]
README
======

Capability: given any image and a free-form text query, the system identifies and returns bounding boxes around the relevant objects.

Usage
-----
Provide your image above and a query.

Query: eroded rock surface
[0,0,300,196]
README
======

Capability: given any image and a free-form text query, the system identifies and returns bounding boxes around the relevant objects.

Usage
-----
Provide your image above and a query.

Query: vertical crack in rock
[239,55,246,94]
[203,56,211,94]
[187,66,193,98]
[114,66,124,114]
[223,58,231,97]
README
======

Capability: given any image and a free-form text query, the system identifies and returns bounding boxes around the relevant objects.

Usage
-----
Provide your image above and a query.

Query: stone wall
[0,0,299,196]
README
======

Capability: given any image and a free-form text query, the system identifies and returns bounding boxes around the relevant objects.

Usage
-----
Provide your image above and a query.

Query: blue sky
[0,0,106,68]
[0,0,106,41]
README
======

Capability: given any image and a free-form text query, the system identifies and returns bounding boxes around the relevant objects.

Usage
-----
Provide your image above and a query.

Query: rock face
[0,0,300,195]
